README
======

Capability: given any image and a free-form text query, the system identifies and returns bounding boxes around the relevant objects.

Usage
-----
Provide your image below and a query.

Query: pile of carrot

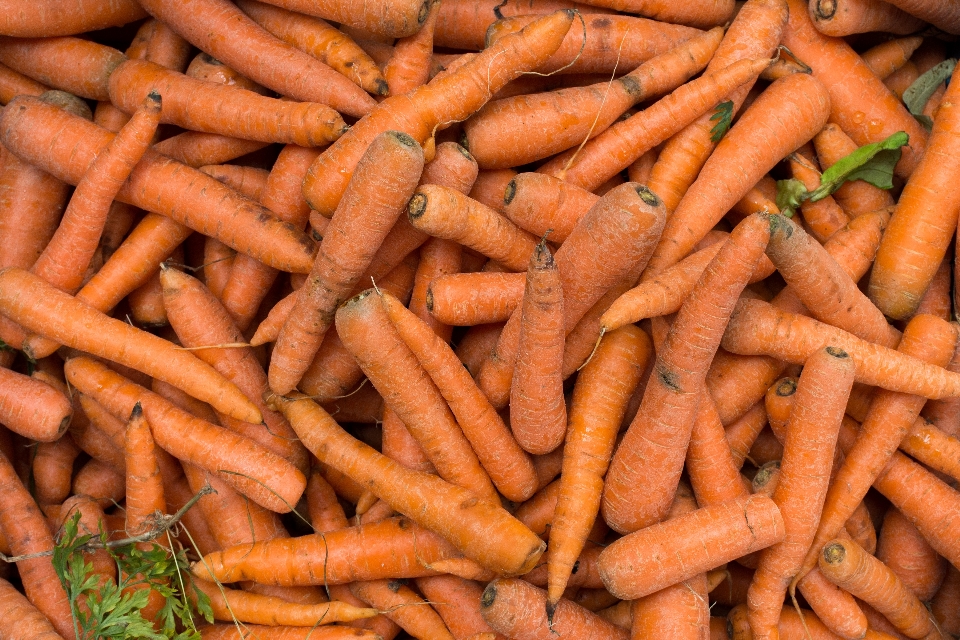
[1,0,960,638]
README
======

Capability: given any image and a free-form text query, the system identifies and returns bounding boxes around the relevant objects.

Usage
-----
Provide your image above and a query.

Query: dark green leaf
[710,100,734,143]
[775,179,806,218]
[809,131,909,201]
[903,59,956,117]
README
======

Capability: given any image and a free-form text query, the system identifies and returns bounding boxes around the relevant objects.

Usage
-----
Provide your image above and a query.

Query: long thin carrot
[537,56,772,192]
[547,325,650,612]
[257,394,545,577]
[746,346,855,640]
[602,213,770,534]
[0,96,317,274]
[644,72,831,276]
[781,0,927,178]
[301,10,575,217]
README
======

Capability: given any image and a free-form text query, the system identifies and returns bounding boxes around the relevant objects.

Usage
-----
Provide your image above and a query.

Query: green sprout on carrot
[776,130,909,218]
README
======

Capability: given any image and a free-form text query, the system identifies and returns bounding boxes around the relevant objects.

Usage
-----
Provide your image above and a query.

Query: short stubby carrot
[108,60,347,146]
[510,240,566,455]
[270,131,424,395]
[426,272,524,326]
[809,0,925,36]
[869,65,960,320]
[644,72,831,276]
[301,10,575,217]
[876,507,947,603]
[598,494,785,600]
[602,213,770,534]
[0,268,261,423]
[269,394,546,577]
[547,324,650,611]
[0,95,317,274]
[0,366,73,442]
[501,173,599,243]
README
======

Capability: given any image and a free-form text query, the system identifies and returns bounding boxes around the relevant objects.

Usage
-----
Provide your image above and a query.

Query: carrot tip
[480,583,497,608]
[130,402,143,419]
[504,179,517,205]
[408,193,428,220]
[822,542,846,565]
[825,346,849,358]
[634,185,661,207]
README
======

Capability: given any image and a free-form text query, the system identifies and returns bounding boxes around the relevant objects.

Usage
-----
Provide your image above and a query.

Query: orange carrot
[0,36,124,100]
[0,576,67,640]
[351,579,455,639]
[301,10,575,217]
[236,0,388,95]
[0,96,317,275]
[644,72,830,276]
[462,26,724,169]
[876,507,947,602]
[416,575,504,640]
[64,356,305,514]
[0,366,73,442]
[881,0,960,32]
[781,0,928,179]
[599,494,785,600]
[861,36,924,80]
[0,61,48,103]
[602,213,770,534]
[426,272,524,326]
[746,347,855,640]
[380,291,537,502]
[196,624,381,639]
[932,567,960,636]
[502,173,600,242]
[547,325,650,610]
[813,124,896,218]
[32,434,80,506]
[538,56,772,192]
[809,0,926,36]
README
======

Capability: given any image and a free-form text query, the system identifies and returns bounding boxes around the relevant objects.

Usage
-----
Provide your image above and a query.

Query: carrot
[235,0,388,95]
[462,26,724,169]
[426,272,524,326]
[899,417,960,484]
[416,575,504,640]
[269,392,545,576]
[644,72,830,275]
[781,0,928,179]
[813,124,895,218]
[64,356,305,514]
[510,240,565,455]
[547,325,650,609]
[537,56,772,192]
[0,61,48,103]
[0,366,73,442]
[33,434,80,505]
[30,92,160,300]
[602,213,770,534]
[746,347,855,640]
[0,36,124,100]
[382,0,439,96]
[200,165,270,200]
[467,169,516,213]
[124,402,166,538]
[687,390,753,506]
[0,96,318,275]
[598,493,784,600]
[478,183,666,409]
[819,538,940,640]
[197,625,381,639]
[379,291,537,501]
[136,0,376,117]
[351,579,455,639]
[480,578,629,640]
[0,269,262,423]
[110,60,347,146]
[880,0,960,32]
[0,451,74,639]
[932,567,960,637]
[270,131,424,395]
[809,0,926,36]
[786,146,851,243]
[301,10,575,217]
[0,576,66,640]
[159,264,309,473]
[153,131,270,168]
[600,232,775,332]
[861,36,924,80]
[876,508,947,602]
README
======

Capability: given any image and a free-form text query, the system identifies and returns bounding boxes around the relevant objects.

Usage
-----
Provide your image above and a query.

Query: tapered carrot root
[0,96,317,275]
[270,130,424,395]
[781,0,927,179]
[602,213,770,534]
[598,494,785,600]
[250,0,430,38]
[302,10,575,217]
[819,538,939,640]
[109,60,347,146]
[380,292,538,503]
[64,357,305,514]
[257,394,545,576]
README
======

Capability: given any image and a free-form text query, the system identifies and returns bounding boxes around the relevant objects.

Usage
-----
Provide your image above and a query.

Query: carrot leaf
[903,59,956,130]
[809,131,909,200]
[710,100,734,142]
[775,179,806,218]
